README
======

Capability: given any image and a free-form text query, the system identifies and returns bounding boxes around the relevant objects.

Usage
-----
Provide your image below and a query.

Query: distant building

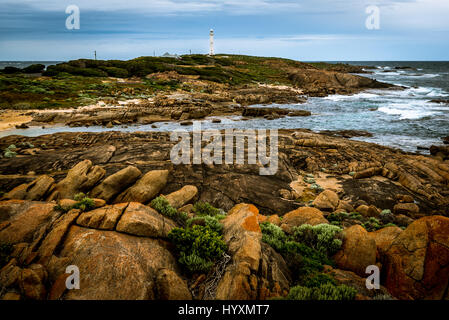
[161,52,181,59]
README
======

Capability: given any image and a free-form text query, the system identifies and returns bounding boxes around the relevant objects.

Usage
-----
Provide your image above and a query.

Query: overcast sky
[0,0,448,61]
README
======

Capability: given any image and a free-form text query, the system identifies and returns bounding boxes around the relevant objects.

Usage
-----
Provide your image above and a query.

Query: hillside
[0,54,390,110]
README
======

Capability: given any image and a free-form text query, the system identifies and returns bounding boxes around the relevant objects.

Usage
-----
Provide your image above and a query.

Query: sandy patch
[314,172,344,193]
[290,172,344,195]
[258,83,304,94]
[0,110,33,131]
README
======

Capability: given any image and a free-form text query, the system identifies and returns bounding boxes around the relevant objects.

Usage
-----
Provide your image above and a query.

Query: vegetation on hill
[0,54,365,110]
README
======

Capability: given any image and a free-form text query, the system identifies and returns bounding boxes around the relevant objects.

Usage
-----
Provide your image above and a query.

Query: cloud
[0,0,300,15]
[0,0,448,60]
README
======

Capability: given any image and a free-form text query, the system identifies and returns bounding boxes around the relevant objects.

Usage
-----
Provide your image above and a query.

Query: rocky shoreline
[1,56,448,301]
[0,129,448,300]
[1,55,394,131]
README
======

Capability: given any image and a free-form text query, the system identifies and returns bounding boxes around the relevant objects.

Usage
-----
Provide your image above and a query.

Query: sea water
[1,61,448,153]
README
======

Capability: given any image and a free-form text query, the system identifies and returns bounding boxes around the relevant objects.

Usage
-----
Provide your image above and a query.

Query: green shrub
[3,149,17,158]
[151,196,178,218]
[23,64,45,73]
[260,222,288,252]
[2,67,21,74]
[3,144,17,158]
[383,223,398,228]
[168,225,227,274]
[193,201,221,216]
[99,66,129,78]
[0,243,13,268]
[380,209,395,224]
[285,241,333,281]
[287,283,357,300]
[151,196,188,226]
[74,192,87,201]
[349,212,362,220]
[187,215,223,234]
[54,192,95,213]
[178,252,214,274]
[291,224,343,256]
[72,197,95,212]
[304,273,337,288]
[328,211,349,224]
[260,222,334,283]
[362,217,382,232]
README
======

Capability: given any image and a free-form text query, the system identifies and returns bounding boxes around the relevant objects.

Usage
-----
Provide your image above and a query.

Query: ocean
[0,61,62,69]
[1,61,448,153]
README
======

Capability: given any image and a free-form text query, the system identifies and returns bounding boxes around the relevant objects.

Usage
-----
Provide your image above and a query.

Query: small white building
[161,52,181,59]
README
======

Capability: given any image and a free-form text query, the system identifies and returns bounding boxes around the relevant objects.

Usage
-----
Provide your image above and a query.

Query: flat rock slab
[0,201,57,244]
[76,203,128,230]
[116,202,176,238]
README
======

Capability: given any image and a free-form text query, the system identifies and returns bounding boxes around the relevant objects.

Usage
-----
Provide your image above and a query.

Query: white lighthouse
[209,29,214,56]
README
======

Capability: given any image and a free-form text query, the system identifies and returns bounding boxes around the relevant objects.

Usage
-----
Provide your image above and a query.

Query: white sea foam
[378,101,441,120]
[323,92,379,101]
[404,73,440,78]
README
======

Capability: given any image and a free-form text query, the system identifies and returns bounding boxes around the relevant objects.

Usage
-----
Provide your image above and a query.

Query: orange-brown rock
[53,225,179,300]
[393,202,419,216]
[334,225,377,276]
[396,194,414,203]
[37,209,81,265]
[325,267,393,300]
[164,185,198,209]
[92,198,106,208]
[0,258,21,288]
[267,214,281,226]
[336,200,354,213]
[114,170,168,204]
[89,165,142,203]
[1,292,21,300]
[312,190,339,211]
[76,203,128,230]
[48,273,70,300]
[57,199,77,211]
[48,160,106,200]
[3,175,54,201]
[384,215,449,300]
[0,201,57,245]
[280,207,329,233]
[216,204,289,300]
[367,226,402,258]
[356,204,380,218]
[115,202,176,238]
[19,264,47,300]
[156,269,192,300]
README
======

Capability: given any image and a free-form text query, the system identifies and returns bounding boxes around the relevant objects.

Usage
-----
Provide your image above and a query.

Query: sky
[0,0,448,61]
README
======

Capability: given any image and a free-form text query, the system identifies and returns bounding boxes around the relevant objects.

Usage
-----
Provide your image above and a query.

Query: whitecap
[323,92,379,101]
[378,101,438,120]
